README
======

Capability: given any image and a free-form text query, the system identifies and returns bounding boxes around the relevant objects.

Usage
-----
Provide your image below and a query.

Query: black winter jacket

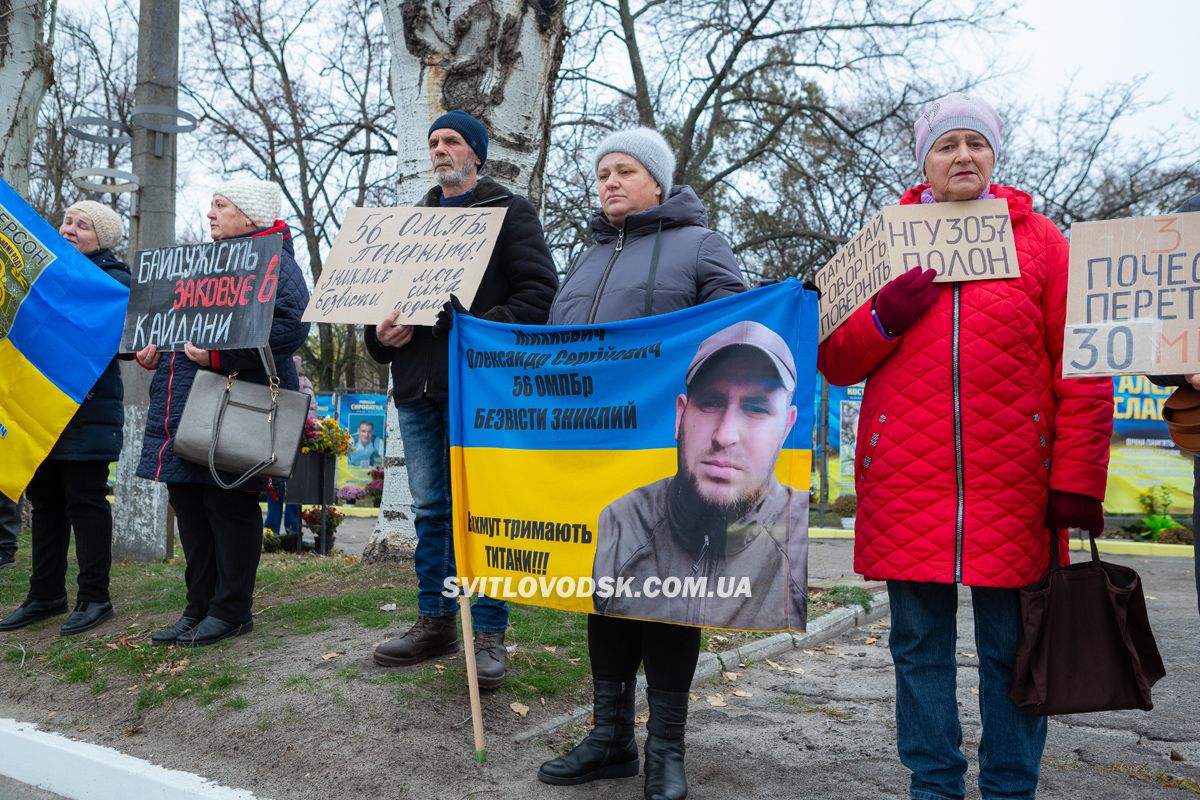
[50,248,131,462]
[364,177,558,404]
[136,222,311,488]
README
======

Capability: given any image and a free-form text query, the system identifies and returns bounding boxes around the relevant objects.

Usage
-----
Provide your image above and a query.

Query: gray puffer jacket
[548,185,745,325]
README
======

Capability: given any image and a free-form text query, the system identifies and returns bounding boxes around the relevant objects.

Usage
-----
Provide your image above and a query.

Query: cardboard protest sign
[814,199,1019,340]
[303,206,507,327]
[121,235,283,353]
[448,281,817,633]
[1063,212,1200,377]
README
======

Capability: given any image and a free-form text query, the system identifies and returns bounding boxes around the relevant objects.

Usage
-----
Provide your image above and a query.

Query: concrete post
[111,0,179,560]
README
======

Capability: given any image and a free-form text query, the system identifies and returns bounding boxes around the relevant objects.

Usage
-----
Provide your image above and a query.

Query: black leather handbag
[1009,532,1166,715]
[173,346,308,489]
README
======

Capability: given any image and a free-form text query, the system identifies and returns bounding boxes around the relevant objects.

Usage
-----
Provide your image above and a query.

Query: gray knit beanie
[1178,194,1200,214]
[214,179,281,228]
[66,200,123,250]
[914,93,1003,175]
[592,127,676,194]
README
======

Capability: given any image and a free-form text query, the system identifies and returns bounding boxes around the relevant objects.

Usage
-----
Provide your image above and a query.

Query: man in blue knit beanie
[365,109,559,688]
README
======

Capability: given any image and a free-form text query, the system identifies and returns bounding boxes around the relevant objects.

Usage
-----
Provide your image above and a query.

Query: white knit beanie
[214,179,281,228]
[592,128,676,194]
[66,200,123,250]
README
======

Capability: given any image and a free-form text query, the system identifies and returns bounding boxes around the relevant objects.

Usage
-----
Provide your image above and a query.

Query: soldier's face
[675,351,796,513]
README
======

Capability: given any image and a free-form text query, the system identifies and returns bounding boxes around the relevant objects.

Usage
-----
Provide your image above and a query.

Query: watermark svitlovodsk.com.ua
[442,575,752,601]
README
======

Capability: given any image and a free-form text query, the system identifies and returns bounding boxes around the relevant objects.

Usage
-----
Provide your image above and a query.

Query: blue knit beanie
[428,110,488,166]
[1178,194,1200,214]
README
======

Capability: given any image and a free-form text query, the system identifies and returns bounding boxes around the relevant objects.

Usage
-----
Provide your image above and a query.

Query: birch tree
[0,0,56,197]
[364,0,566,559]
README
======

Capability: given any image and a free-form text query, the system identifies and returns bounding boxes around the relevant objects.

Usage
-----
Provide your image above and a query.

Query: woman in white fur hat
[135,179,311,648]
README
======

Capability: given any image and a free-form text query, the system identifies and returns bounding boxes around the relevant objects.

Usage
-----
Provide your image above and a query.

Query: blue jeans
[263,496,300,536]
[395,397,508,632]
[888,580,1047,800]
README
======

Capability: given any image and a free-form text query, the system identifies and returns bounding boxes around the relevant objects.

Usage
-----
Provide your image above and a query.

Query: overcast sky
[60,0,1197,236]
[985,0,1196,134]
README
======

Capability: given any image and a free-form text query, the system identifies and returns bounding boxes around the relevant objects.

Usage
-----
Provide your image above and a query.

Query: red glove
[1047,490,1105,535]
[874,267,939,336]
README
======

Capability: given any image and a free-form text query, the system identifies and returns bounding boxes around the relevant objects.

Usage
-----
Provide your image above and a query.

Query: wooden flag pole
[459,594,487,764]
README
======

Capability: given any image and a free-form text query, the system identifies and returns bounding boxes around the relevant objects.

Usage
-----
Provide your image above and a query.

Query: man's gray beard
[436,162,475,193]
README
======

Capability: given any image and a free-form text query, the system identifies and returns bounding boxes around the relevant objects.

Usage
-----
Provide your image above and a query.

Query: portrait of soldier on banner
[347,415,385,468]
[591,320,809,630]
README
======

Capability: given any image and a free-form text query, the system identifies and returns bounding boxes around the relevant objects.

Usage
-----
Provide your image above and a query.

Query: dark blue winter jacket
[49,248,131,462]
[136,222,310,488]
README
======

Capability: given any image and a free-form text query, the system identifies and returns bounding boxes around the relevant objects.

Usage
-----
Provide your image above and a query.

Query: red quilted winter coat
[818,184,1114,588]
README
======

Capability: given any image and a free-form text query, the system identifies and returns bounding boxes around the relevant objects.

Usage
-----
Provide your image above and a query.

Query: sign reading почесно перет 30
[1063,211,1200,377]
[813,199,1020,341]
[301,206,508,327]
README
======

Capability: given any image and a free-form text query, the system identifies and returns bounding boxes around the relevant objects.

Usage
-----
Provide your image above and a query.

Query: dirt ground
[2,539,1197,799]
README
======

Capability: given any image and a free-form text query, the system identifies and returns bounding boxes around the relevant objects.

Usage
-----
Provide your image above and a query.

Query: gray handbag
[173,346,308,489]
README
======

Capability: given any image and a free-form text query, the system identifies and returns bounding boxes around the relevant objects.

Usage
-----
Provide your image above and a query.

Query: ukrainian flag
[448,280,818,628]
[0,179,129,501]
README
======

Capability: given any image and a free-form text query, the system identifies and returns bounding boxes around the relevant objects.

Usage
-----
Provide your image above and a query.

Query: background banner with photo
[449,280,818,632]
[1109,375,1194,514]
[811,382,865,504]
[336,391,388,494]
[314,392,336,421]
[813,375,1192,516]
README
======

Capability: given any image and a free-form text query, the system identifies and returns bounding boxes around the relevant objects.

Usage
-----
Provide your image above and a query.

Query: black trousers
[0,494,20,556]
[25,460,113,603]
[167,483,263,624]
[587,613,702,692]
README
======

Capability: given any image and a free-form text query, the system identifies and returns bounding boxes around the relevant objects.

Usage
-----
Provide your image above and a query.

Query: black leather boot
[644,687,688,800]
[537,679,639,785]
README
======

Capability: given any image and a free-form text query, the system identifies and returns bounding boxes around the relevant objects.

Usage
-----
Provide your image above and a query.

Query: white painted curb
[0,719,259,800]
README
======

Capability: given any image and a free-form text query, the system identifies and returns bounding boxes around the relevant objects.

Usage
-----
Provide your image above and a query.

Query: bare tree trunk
[0,0,55,197]
[381,0,565,207]
[364,0,565,561]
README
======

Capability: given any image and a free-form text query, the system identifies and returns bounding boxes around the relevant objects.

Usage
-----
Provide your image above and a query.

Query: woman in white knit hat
[0,201,130,637]
[134,179,311,648]
[540,129,746,800]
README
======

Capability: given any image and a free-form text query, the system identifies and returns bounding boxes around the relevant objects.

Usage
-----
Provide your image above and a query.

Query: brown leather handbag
[1162,384,1200,455]
[1008,532,1166,715]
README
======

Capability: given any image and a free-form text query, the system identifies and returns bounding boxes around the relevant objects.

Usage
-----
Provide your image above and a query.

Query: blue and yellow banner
[0,180,128,501]
[449,280,817,632]
[1109,375,1193,514]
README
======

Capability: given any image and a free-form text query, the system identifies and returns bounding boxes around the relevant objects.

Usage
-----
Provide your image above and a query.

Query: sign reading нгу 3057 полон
[813,199,1019,341]
[1063,211,1200,377]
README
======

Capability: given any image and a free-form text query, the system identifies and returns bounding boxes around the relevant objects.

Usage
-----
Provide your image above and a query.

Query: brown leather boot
[473,630,507,689]
[373,616,459,666]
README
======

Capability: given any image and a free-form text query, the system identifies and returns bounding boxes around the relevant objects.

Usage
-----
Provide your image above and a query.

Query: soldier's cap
[685,321,796,394]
